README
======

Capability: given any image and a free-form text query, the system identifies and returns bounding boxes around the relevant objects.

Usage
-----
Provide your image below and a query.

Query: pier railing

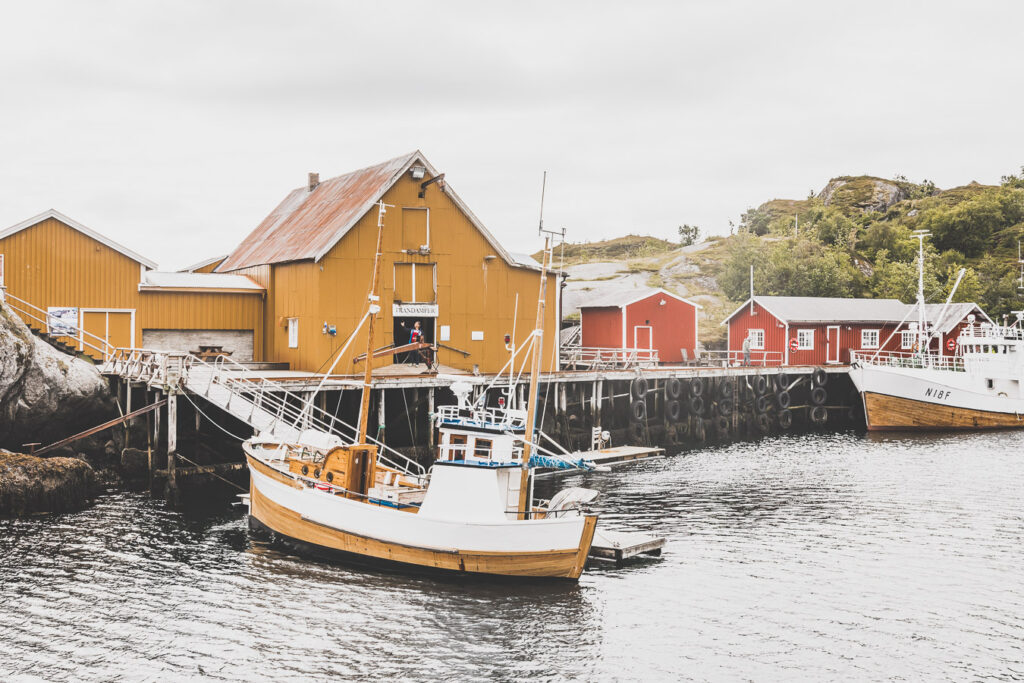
[4,291,116,360]
[560,346,659,370]
[697,350,783,367]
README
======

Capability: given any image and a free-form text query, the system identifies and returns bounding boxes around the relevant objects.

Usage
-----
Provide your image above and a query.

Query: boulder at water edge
[0,450,98,516]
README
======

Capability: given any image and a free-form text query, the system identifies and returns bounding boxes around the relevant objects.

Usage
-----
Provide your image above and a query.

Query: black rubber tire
[631,377,649,400]
[812,368,827,387]
[776,390,791,410]
[775,372,791,392]
[666,377,682,400]
[757,413,771,433]
[755,395,769,414]
[716,415,730,434]
[631,399,647,422]
[810,386,827,406]
[753,375,768,395]
[811,405,828,423]
[689,395,704,416]
[778,408,793,429]
[630,421,645,441]
[689,377,704,397]
[717,398,733,417]
[666,399,681,422]
[718,381,731,399]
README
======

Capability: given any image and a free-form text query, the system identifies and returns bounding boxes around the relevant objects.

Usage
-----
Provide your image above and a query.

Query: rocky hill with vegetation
[546,168,1024,348]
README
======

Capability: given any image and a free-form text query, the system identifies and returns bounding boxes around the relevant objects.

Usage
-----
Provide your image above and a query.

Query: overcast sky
[1,1,1022,270]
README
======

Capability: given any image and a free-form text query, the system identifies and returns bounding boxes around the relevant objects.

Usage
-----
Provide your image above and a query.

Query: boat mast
[356,200,392,444]
[912,230,930,352]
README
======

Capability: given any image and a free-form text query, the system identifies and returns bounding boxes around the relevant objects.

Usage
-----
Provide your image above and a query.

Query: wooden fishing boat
[244,201,600,579]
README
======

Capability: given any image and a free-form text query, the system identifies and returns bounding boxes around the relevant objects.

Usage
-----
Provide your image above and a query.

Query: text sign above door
[393,303,438,318]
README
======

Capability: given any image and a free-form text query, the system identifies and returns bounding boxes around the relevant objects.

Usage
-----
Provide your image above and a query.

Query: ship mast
[356,200,392,444]
[912,230,930,353]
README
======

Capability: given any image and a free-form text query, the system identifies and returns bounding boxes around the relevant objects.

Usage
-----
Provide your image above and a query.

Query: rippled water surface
[3,430,1024,681]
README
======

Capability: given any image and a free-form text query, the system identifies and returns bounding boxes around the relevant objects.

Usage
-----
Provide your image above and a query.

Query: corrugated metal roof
[139,271,263,292]
[218,150,540,274]
[580,287,701,309]
[724,296,990,328]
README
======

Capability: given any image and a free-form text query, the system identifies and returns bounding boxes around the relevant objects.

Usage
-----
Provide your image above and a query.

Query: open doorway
[393,316,435,364]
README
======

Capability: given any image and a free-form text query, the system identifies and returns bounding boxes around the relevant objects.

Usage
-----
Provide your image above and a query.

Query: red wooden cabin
[723,296,989,366]
[579,287,700,364]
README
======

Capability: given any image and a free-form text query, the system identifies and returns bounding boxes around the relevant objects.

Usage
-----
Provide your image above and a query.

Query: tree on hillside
[678,224,700,246]
[719,235,864,300]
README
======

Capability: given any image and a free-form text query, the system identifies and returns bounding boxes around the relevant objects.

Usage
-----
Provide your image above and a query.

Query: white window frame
[633,325,653,350]
[287,318,299,349]
[900,331,915,350]
[861,329,880,349]
[402,207,430,252]
[748,329,765,350]
[797,328,814,350]
[0,253,4,287]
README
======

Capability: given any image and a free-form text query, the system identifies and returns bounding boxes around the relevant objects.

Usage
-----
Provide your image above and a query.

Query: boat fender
[757,413,771,432]
[666,399,681,422]
[776,390,791,410]
[689,395,704,416]
[715,415,730,434]
[630,399,647,422]
[666,377,682,400]
[301,464,309,476]
[755,395,769,414]
[778,408,793,429]
[718,381,731,399]
[313,468,321,478]
[753,375,768,395]
[717,398,733,417]
[811,405,828,424]
[325,471,334,483]
[631,377,649,400]
[810,387,827,406]
[812,368,827,387]
[689,377,704,397]
[775,372,790,392]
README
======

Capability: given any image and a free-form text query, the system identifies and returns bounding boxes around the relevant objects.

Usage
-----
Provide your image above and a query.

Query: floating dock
[589,528,666,566]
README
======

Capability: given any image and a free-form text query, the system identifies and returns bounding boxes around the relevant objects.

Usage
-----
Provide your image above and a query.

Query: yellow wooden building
[0,210,264,360]
[216,151,559,375]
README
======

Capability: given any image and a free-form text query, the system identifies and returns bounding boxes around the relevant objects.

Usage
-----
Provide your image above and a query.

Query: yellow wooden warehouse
[0,210,264,360]
[216,150,559,375]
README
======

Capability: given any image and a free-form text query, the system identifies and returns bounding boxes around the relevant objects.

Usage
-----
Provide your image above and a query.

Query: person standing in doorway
[409,321,423,344]
[742,331,751,366]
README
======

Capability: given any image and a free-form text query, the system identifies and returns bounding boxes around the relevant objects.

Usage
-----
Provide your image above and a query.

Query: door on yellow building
[80,309,135,359]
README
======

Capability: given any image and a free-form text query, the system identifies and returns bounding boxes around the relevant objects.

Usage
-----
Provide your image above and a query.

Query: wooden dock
[589,528,666,566]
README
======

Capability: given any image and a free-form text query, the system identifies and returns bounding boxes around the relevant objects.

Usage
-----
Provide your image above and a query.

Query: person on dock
[742,332,751,366]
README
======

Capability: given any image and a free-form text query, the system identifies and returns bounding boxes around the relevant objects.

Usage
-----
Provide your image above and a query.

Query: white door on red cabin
[826,325,840,363]
[634,325,653,350]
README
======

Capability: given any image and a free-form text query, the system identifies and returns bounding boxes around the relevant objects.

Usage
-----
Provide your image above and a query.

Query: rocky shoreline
[0,450,98,516]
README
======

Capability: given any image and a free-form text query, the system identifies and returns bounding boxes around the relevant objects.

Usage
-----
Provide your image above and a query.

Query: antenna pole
[538,171,547,233]
[912,230,930,353]
[356,200,392,444]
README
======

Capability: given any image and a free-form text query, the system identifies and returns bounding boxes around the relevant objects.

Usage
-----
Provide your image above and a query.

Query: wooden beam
[35,399,168,456]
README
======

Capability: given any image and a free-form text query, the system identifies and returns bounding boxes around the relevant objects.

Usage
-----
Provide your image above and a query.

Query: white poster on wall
[47,307,78,336]
[393,302,438,317]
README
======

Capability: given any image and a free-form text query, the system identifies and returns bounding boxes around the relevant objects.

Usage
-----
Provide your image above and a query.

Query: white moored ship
[850,230,1024,430]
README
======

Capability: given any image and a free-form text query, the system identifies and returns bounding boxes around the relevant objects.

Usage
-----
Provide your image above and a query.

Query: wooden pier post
[167,391,178,506]
[427,387,435,448]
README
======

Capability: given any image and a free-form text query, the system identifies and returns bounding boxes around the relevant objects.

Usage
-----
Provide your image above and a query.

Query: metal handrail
[699,350,784,367]
[559,345,660,369]
[4,292,115,359]
[851,350,966,372]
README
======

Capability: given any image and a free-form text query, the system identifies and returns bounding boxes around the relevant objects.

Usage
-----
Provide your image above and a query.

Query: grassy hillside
[532,234,676,267]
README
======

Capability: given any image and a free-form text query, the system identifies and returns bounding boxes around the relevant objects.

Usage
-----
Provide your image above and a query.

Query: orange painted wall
[261,174,559,374]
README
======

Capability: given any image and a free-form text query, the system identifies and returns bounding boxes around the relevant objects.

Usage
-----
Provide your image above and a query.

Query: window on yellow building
[402,208,429,252]
[393,263,436,303]
[287,318,298,348]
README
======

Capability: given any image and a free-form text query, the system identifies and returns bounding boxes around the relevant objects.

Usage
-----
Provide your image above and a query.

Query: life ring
[753,375,768,395]
[776,390,791,410]
[811,386,827,406]
[717,398,734,417]
[778,409,793,429]
[667,399,682,422]
[666,377,682,400]
[689,395,705,416]
[689,377,704,397]
[812,368,827,387]
[630,399,647,422]
[631,376,649,400]
[946,337,957,352]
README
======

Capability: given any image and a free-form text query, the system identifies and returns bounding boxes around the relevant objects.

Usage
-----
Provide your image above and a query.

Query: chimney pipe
[308,172,320,192]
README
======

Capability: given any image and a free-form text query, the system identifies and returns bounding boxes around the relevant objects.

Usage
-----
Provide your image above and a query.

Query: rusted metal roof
[218,151,539,274]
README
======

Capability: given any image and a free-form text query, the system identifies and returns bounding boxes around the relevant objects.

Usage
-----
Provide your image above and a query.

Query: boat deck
[589,528,666,566]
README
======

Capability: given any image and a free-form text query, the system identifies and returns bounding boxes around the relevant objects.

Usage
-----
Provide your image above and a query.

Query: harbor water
[2,430,1023,681]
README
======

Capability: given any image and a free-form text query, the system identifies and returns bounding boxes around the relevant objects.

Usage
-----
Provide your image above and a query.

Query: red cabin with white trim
[722,296,990,366]
[579,287,701,364]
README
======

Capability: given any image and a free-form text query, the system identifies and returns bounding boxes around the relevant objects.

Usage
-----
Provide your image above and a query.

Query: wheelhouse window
[901,331,915,350]
[474,438,492,459]
[287,318,299,348]
[748,329,765,350]
[448,434,467,459]
[797,329,814,350]
[861,329,880,349]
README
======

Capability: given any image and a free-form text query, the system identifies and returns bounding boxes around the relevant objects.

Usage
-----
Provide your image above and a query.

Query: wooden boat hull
[247,454,597,580]
[862,391,1024,431]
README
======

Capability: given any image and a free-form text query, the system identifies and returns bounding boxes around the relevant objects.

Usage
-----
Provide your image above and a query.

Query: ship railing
[435,405,526,428]
[851,350,966,372]
[184,353,425,478]
[559,345,659,370]
[3,291,116,360]
[959,325,1024,341]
